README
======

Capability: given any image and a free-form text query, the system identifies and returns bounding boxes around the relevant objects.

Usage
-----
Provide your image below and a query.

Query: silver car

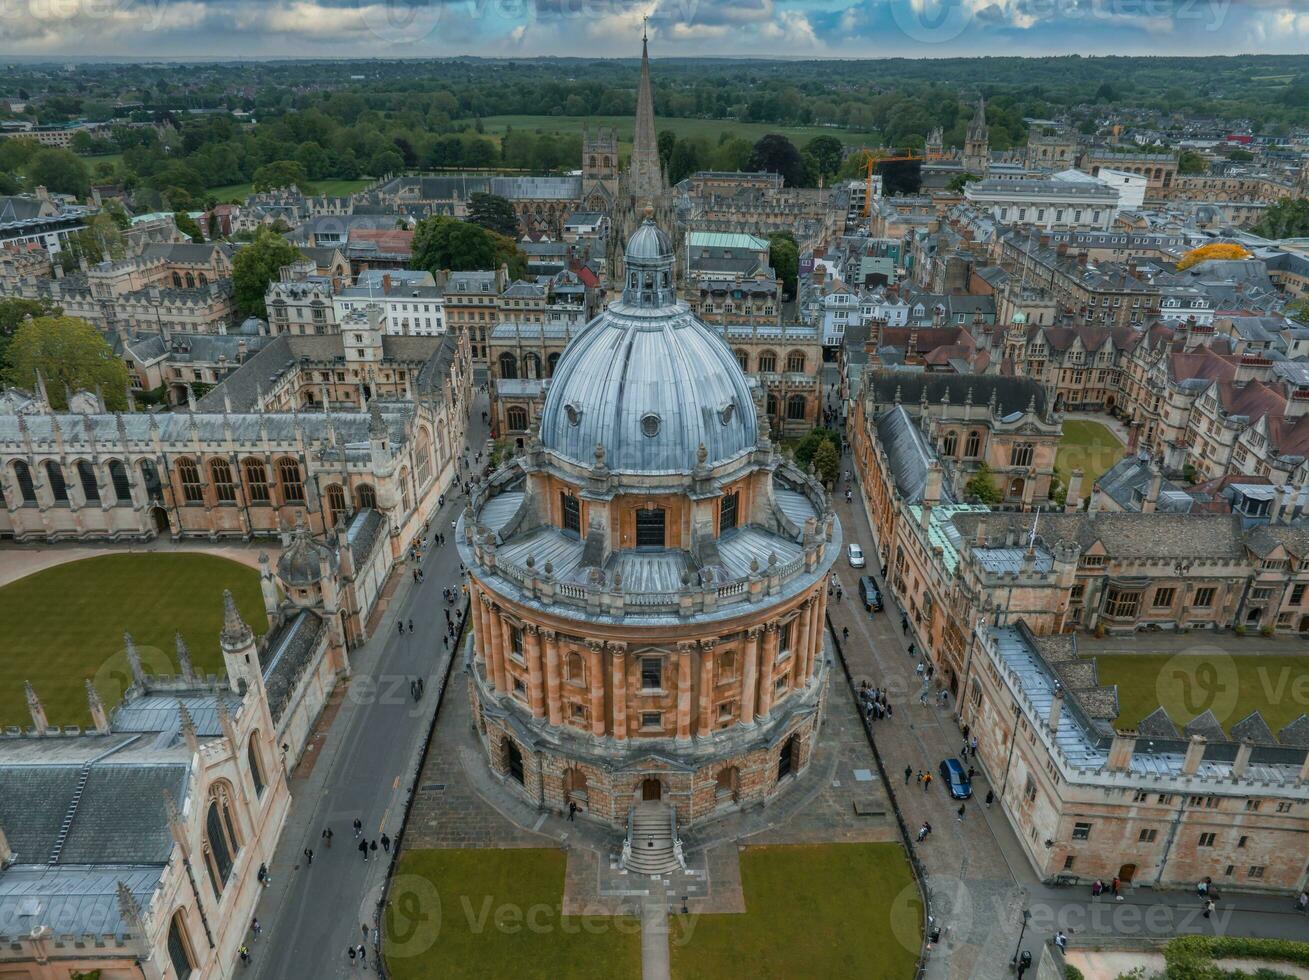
[847,543,865,568]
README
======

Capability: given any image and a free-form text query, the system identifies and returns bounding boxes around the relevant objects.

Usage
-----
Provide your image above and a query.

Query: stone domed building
[458,212,841,840]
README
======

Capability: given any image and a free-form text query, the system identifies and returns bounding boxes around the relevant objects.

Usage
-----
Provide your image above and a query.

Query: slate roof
[875,406,941,504]
[0,865,161,941]
[1184,709,1227,742]
[1231,711,1278,745]
[260,610,327,723]
[1278,715,1309,748]
[866,371,1048,416]
[1138,706,1182,738]
[950,511,1249,559]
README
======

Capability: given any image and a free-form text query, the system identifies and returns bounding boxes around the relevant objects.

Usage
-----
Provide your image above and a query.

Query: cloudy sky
[1,0,1306,60]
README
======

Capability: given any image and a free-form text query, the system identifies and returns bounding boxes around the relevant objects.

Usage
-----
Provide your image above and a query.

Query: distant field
[465,114,878,151]
[206,177,372,202]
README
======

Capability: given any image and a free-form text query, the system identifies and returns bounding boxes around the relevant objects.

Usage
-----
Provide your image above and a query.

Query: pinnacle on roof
[220,589,253,649]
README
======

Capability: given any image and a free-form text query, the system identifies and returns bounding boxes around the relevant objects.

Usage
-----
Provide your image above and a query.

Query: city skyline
[1,0,1305,61]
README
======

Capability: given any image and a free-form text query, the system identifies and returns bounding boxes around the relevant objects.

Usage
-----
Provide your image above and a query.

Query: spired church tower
[963,97,990,176]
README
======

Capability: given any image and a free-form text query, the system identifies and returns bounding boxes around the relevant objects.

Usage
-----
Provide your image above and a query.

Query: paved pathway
[243,392,492,980]
[0,537,267,587]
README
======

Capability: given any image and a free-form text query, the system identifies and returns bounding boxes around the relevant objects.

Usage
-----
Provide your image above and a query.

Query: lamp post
[1010,907,1030,968]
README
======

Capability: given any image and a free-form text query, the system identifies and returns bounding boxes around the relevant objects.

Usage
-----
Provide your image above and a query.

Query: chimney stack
[1232,738,1253,780]
[1182,734,1207,776]
[1047,685,1065,734]
[1107,729,1137,771]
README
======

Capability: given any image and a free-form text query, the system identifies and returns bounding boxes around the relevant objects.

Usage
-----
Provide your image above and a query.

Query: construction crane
[861,148,947,216]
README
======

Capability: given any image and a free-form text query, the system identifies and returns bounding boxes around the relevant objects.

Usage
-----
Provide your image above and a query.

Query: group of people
[1090,877,1125,901]
[826,573,843,603]
[858,681,893,721]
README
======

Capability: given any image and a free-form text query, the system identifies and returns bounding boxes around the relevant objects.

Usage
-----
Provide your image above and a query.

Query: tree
[368,147,405,178]
[252,160,309,193]
[1227,148,1254,163]
[1177,150,1207,174]
[813,439,839,487]
[68,212,126,265]
[657,130,676,170]
[27,148,90,197]
[804,135,844,181]
[964,463,1001,505]
[947,172,981,193]
[1176,242,1251,271]
[3,316,128,410]
[412,216,524,279]
[793,427,841,470]
[466,192,518,238]
[666,138,703,185]
[231,228,301,317]
[768,233,799,299]
[1254,198,1309,239]
[747,134,807,187]
[1286,297,1309,324]
[174,211,205,243]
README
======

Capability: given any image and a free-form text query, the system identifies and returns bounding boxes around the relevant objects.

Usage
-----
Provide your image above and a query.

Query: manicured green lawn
[206,177,372,202]
[670,843,922,980]
[384,849,640,980]
[1056,419,1125,496]
[0,553,263,727]
[466,114,877,151]
[1093,653,1309,735]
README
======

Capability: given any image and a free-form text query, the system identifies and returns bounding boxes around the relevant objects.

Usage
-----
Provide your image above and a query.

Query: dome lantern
[622,205,677,309]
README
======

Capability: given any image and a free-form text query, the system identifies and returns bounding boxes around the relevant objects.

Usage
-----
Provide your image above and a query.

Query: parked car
[847,543,865,568]
[939,758,972,800]
[858,576,883,612]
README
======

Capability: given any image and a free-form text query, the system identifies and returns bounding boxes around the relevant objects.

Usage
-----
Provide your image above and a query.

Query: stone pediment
[616,752,694,774]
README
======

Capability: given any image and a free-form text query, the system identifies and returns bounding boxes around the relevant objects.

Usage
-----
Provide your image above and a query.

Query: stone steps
[625,803,682,876]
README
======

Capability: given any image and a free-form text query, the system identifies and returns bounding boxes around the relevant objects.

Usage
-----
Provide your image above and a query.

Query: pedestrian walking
[1112,876,1122,900]
[970,735,978,754]
[417,678,424,696]
[1203,899,1215,919]
[904,765,912,785]
[410,680,418,701]
[956,803,965,821]
[381,833,391,853]
[916,823,928,842]
[370,839,378,854]
[322,827,333,848]
[359,839,369,861]
[967,766,975,781]
[842,627,849,642]
[250,917,261,939]
[239,944,251,967]
[568,800,578,821]
[985,789,994,808]
[1092,879,1103,898]
[412,568,419,582]
[357,944,367,964]
[362,923,370,939]
[397,621,403,636]
[348,946,357,966]
[303,847,313,865]
[258,863,269,888]
[353,817,362,838]
[408,618,414,633]
[1054,931,1067,950]
[922,773,932,791]
[1297,890,1308,912]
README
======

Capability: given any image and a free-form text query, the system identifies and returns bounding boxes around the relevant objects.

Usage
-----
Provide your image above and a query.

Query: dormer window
[720,402,735,425]
[565,403,582,426]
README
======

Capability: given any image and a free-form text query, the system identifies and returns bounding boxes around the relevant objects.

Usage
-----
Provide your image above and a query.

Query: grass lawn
[0,553,263,728]
[1092,653,1309,735]
[384,849,640,980]
[206,177,372,203]
[1056,419,1125,495]
[465,114,878,152]
[670,843,921,980]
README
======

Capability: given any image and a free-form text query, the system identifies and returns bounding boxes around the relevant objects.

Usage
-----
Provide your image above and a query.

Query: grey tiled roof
[1278,715,1309,748]
[0,865,162,941]
[1137,706,1182,739]
[1184,709,1227,741]
[875,405,938,505]
[1231,711,1277,745]
[260,610,327,723]
[347,509,386,564]
[866,371,1047,416]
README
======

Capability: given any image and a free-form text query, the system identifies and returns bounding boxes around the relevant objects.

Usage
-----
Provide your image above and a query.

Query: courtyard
[383,848,642,980]
[1091,651,1309,736]
[1056,418,1126,500]
[0,552,264,727]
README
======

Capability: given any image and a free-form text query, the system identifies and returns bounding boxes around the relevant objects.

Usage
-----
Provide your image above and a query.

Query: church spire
[628,24,665,203]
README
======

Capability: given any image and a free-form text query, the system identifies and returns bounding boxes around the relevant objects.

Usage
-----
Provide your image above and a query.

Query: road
[245,391,490,979]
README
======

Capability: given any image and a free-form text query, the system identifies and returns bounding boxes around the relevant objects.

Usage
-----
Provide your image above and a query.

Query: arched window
[242,458,269,503]
[786,394,806,420]
[168,910,195,979]
[202,791,240,896]
[355,483,377,510]
[498,352,518,380]
[507,406,529,431]
[735,349,749,371]
[757,350,777,373]
[415,428,433,488]
[326,484,347,527]
[247,737,265,798]
[13,461,36,504]
[210,459,236,503]
[185,272,195,289]
[172,272,182,288]
[566,651,585,684]
[277,458,304,504]
[76,461,100,502]
[108,459,132,503]
[786,350,806,373]
[46,461,68,503]
[941,431,958,457]
[177,458,203,503]
[523,353,542,380]
[397,467,412,513]
[964,431,981,458]
[140,459,163,501]
[198,272,207,286]
[547,352,561,376]
[766,394,778,417]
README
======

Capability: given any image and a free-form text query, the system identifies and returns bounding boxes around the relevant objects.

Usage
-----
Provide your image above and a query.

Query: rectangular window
[560,492,580,535]
[1238,836,1248,848]
[717,701,733,721]
[641,657,662,691]
[720,492,739,532]
[1292,584,1307,606]
[1193,587,1216,609]
[640,711,661,730]
[1132,790,1148,803]
[1277,802,1293,813]
[1072,822,1091,841]
[778,622,793,658]
[1063,855,1075,870]
[1153,587,1176,608]
[1138,829,1157,842]
[1105,588,1141,619]
[1248,866,1265,879]
[510,626,524,662]
[635,507,666,548]
[1245,800,1261,812]
[1198,833,1216,847]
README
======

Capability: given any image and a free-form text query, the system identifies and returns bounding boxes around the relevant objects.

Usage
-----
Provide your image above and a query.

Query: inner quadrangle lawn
[1092,653,1309,736]
[384,848,640,980]
[1056,419,1125,495]
[670,843,922,980]
[0,553,263,728]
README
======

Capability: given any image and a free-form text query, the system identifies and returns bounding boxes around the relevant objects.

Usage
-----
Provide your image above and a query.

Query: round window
[564,403,581,426]
[720,402,735,426]
[641,413,661,438]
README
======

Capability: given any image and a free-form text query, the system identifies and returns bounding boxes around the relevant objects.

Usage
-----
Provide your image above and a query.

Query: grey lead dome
[536,214,759,474]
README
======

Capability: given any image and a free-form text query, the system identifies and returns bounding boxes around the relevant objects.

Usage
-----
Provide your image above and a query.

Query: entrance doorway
[641,778,662,801]
[150,506,170,533]
[1117,863,1137,883]
[778,734,798,781]
[504,740,524,785]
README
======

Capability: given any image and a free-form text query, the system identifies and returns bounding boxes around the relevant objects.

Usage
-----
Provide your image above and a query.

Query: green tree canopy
[466,192,519,238]
[231,228,300,317]
[1254,198,1309,239]
[813,439,839,486]
[804,135,844,181]
[3,315,128,410]
[947,172,982,193]
[174,211,205,244]
[1177,150,1207,174]
[251,160,309,193]
[768,233,799,299]
[965,463,1001,505]
[412,216,525,279]
[27,148,90,198]
[747,134,808,187]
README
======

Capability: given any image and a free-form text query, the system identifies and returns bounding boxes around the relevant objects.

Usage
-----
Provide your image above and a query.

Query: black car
[858,575,883,612]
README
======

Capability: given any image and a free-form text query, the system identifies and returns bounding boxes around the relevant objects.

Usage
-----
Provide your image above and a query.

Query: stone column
[543,630,563,727]
[610,642,628,740]
[793,602,812,689]
[472,591,488,664]
[808,589,826,682]
[586,640,606,737]
[676,641,694,741]
[758,624,779,719]
[525,625,545,719]
[698,640,716,735]
[741,627,760,725]
[487,605,508,695]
